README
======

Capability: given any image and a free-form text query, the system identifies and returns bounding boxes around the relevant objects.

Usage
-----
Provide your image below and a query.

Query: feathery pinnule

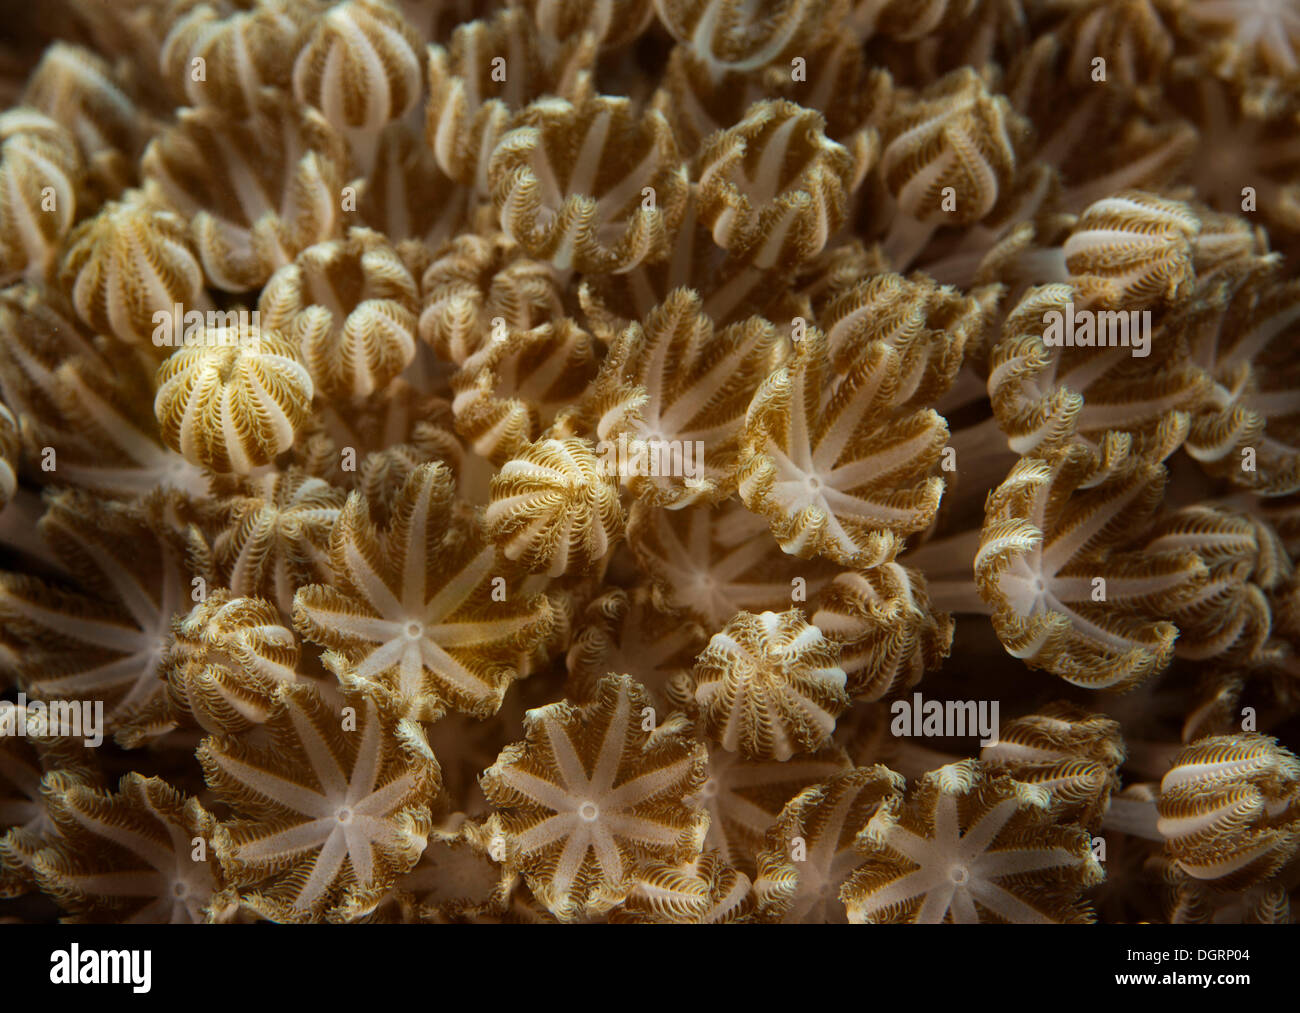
[654,0,842,75]
[1157,734,1300,889]
[878,68,1026,270]
[0,401,17,512]
[586,289,784,507]
[294,462,554,721]
[160,2,316,118]
[1141,505,1288,668]
[842,760,1103,923]
[1189,203,1277,285]
[427,8,596,192]
[485,435,624,577]
[419,232,564,365]
[609,848,755,923]
[60,190,208,358]
[753,765,903,923]
[143,591,303,744]
[0,110,81,286]
[695,101,862,270]
[292,0,425,175]
[210,468,344,619]
[989,282,1211,472]
[974,445,1209,690]
[481,674,708,921]
[154,325,314,475]
[1063,191,1201,308]
[0,489,211,733]
[626,496,837,630]
[1154,857,1293,925]
[689,742,851,877]
[814,270,981,408]
[199,682,439,922]
[738,325,948,567]
[489,85,689,273]
[259,227,419,399]
[980,702,1125,829]
[691,608,850,761]
[810,562,953,701]
[141,90,347,292]
[0,715,100,899]
[452,317,597,464]
[34,773,221,923]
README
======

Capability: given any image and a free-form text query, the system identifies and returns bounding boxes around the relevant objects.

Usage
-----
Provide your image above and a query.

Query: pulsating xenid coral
[0,0,1299,926]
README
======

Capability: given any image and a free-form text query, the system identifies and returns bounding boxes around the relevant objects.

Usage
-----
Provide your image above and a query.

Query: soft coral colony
[0,0,1298,926]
